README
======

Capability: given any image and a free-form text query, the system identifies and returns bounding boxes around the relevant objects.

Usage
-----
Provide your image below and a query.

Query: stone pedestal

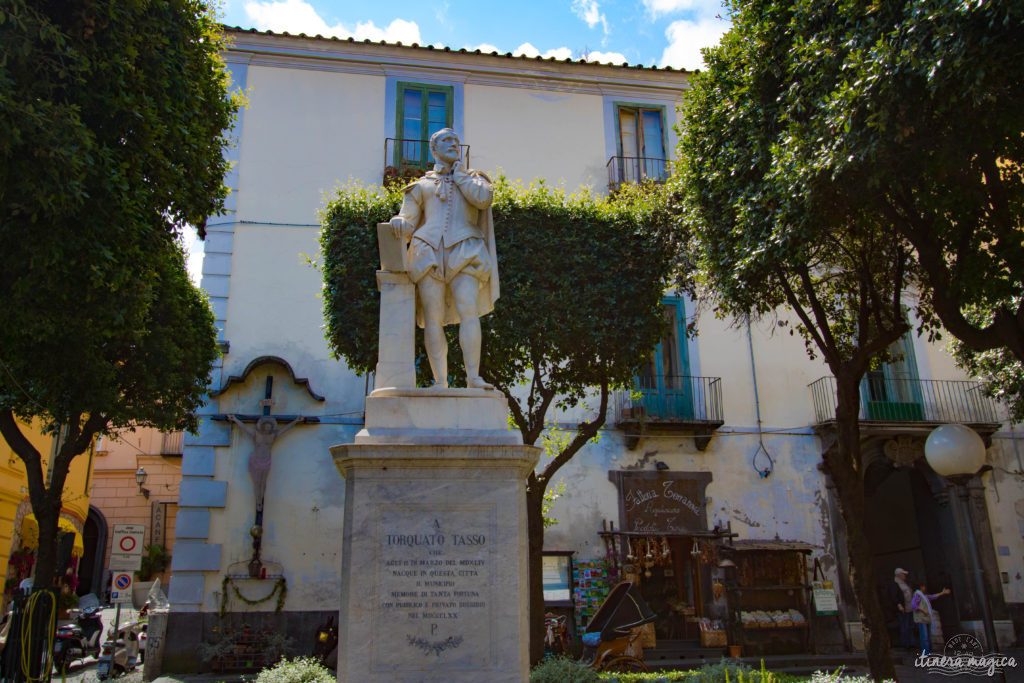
[332,389,537,682]
[374,270,416,389]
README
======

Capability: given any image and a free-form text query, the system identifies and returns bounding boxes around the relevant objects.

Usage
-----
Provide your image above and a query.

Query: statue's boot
[467,375,494,390]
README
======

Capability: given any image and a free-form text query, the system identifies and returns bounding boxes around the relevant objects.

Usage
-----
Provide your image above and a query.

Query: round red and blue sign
[114,574,131,590]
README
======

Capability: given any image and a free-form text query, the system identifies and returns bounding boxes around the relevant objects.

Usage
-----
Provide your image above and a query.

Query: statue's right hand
[389,217,405,240]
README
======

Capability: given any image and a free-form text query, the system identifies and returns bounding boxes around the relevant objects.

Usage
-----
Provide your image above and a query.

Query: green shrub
[255,656,333,683]
[530,655,602,683]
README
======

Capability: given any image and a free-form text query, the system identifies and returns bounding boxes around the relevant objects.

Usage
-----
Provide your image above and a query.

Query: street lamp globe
[924,423,986,479]
[135,466,148,488]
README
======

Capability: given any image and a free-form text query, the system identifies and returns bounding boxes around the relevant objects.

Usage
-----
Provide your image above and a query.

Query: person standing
[911,580,951,655]
[888,568,914,649]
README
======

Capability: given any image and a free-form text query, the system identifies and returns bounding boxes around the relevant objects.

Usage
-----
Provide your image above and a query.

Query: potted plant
[133,544,171,607]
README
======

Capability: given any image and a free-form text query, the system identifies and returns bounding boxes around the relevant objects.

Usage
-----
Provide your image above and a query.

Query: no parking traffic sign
[110,572,133,603]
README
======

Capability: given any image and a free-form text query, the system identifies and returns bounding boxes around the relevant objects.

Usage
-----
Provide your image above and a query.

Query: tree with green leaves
[321,177,677,664]
[0,0,237,588]
[851,1,1022,365]
[673,0,936,677]
[745,0,1024,394]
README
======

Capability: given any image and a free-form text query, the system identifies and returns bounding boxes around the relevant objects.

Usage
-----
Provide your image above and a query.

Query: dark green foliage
[320,185,404,375]
[137,544,172,582]
[530,655,601,683]
[952,298,1024,422]
[0,0,236,587]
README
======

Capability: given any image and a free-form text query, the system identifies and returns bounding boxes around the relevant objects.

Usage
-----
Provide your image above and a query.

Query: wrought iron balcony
[606,155,669,190]
[383,138,471,185]
[616,375,724,450]
[160,430,183,456]
[808,376,1002,426]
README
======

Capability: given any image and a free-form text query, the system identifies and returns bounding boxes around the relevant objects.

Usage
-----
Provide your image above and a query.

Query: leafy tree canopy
[0,0,237,587]
[719,0,1024,362]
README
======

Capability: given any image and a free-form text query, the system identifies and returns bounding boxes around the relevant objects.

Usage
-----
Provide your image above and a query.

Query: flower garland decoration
[219,576,287,618]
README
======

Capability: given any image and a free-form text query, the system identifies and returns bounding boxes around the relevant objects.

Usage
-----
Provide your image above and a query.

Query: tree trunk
[33,503,60,588]
[825,376,895,680]
[526,481,546,667]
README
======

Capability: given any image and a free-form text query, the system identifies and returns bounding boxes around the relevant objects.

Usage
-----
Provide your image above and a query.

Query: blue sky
[217,0,732,71]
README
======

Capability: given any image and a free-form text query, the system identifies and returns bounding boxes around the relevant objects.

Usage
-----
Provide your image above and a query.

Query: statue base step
[356,387,522,445]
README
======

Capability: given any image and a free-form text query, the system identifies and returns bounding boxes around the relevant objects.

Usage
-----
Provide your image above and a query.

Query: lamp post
[924,424,999,655]
[135,466,149,498]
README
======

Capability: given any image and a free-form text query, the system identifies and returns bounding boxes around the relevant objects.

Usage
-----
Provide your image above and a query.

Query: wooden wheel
[602,656,649,673]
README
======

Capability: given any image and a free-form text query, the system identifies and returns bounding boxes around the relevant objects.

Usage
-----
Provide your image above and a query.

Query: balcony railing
[383,138,471,185]
[160,430,183,456]
[606,156,669,189]
[616,375,724,450]
[808,376,1001,425]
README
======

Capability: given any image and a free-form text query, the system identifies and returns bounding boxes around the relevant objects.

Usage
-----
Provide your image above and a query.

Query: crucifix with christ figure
[224,376,307,574]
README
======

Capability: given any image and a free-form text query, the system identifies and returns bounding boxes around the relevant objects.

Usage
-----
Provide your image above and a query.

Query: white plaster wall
[464,84,606,191]
[543,430,831,556]
[225,224,366,409]
[982,437,1024,604]
[236,66,385,224]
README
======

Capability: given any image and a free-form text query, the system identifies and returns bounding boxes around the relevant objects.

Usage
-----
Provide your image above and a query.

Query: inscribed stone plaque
[373,503,495,672]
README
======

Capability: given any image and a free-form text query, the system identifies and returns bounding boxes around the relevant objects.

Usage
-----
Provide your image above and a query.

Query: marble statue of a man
[389,128,499,389]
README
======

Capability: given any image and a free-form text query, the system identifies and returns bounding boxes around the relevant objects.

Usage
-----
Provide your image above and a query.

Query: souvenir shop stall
[601,471,736,650]
[719,540,814,656]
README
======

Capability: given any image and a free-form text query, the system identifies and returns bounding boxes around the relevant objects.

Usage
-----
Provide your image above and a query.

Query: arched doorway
[863,454,961,643]
[78,506,108,597]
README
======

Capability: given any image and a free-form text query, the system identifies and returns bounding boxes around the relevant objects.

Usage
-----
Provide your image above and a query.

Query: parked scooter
[96,618,143,680]
[52,606,104,672]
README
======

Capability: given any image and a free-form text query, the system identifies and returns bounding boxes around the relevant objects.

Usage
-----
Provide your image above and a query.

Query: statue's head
[429,128,460,165]
[256,416,276,433]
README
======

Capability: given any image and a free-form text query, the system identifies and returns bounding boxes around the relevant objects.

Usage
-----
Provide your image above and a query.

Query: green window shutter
[396,82,454,169]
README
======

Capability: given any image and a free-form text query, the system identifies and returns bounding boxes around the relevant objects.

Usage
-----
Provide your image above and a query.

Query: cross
[212,375,317,425]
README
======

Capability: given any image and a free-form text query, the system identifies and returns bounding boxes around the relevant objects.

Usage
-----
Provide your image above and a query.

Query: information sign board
[109,523,146,571]
[812,580,839,615]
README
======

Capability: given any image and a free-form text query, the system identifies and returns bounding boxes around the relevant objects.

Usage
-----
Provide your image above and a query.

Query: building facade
[0,419,95,599]
[161,28,1024,670]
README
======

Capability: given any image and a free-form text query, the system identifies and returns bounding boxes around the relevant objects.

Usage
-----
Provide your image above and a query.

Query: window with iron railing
[608,104,669,189]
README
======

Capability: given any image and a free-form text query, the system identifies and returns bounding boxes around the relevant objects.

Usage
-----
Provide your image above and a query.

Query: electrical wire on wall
[746,316,775,478]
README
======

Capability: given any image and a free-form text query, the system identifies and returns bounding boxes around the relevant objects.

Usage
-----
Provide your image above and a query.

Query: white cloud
[585,50,628,65]
[658,16,728,70]
[467,43,502,53]
[643,0,726,18]
[244,0,421,43]
[572,0,609,34]
[642,0,698,16]
[513,42,573,60]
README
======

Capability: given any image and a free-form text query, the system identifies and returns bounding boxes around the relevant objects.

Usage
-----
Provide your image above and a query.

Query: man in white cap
[887,567,914,648]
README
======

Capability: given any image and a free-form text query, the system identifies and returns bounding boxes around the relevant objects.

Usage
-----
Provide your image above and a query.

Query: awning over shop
[19,514,84,557]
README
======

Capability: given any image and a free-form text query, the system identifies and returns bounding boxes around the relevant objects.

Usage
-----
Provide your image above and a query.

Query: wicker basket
[700,630,728,647]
